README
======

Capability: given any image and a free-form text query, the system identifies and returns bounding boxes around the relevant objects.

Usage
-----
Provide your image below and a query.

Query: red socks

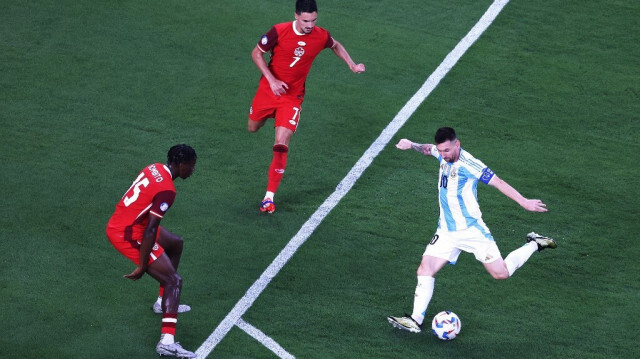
[267,145,288,193]
[161,313,177,336]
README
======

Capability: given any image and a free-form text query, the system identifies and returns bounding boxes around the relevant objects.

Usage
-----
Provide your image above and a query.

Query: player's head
[434,127,461,163]
[167,144,197,179]
[296,0,317,14]
[295,0,318,34]
[434,127,457,144]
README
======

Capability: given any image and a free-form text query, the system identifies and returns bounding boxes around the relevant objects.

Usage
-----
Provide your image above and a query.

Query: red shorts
[249,84,303,132]
[105,225,165,266]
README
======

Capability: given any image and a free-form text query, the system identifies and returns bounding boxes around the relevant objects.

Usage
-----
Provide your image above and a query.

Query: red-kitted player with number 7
[248,0,365,213]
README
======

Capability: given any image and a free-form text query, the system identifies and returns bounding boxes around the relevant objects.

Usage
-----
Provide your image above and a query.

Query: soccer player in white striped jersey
[387,127,556,334]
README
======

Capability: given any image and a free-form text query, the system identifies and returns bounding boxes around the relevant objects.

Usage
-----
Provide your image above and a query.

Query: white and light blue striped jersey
[429,146,496,233]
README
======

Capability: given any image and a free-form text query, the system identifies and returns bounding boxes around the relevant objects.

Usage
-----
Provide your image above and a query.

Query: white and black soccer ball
[431,311,462,340]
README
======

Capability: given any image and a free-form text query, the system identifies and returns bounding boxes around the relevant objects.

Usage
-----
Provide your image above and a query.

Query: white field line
[195,1,510,357]
[236,319,296,359]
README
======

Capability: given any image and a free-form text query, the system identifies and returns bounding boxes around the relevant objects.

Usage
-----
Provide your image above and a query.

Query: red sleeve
[324,31,335,49]
[149,190,175,219]
[257,26,278,52]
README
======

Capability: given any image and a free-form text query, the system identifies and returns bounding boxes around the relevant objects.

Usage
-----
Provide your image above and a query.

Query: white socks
[411,276,435,325]
[504,241,538,277]
[160,333,175,345]
[265,191,275,200]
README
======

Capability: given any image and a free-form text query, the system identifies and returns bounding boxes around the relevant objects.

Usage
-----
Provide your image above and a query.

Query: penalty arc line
[195,1,510,357]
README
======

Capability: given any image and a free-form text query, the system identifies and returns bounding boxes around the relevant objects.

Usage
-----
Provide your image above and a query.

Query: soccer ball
[431,311,462,340]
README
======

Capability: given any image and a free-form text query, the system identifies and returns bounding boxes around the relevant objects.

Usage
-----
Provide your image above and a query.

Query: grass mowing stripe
[236,319,296,359]
[195,1,510,357]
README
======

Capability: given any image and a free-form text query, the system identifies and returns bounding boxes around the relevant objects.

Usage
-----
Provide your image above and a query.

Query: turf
[1,0,638,358]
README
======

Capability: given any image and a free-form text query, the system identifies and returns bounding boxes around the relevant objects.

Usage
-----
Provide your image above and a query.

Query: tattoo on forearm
[411,143,425,154]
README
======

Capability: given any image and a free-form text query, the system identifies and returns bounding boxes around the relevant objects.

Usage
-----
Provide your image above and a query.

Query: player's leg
[486,232,557,279]
[248,116,268,132]
[388,232,455,333]
[260,102,298,213]
[488,241,537,279]
[153,227,191,314]
[457,224,512,280]
[387,255,448,333]
[147,255,196,358]
[156,227,183,271]
[483,257,511,280]
[261,126,293,212]
[147,255,181,317]
[413,255,448,323]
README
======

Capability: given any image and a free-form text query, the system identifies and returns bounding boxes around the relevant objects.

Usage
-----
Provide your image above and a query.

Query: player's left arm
[330,39,365,73]
[488,174,548,212]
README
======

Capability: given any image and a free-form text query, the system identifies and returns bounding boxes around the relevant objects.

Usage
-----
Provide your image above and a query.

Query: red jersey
[257,21,335,98]
[106,163,176,241]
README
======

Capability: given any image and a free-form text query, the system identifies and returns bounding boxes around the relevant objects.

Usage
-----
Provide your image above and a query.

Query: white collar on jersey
[292,21,307,36]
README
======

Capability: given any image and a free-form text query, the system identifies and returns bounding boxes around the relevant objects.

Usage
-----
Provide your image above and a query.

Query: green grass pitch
[1,0,638,358]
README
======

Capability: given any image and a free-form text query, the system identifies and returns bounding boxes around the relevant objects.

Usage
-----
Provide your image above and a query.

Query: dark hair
[167,144,197,165]
[296,0,318,14]
[434,127,457,144]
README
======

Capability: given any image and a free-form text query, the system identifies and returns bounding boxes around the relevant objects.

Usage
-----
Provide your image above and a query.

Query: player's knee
[159,273,182,290]
[163,233,184,254]
[248,119,264,132]
[162,271,182,286]
[173,235,184,249]
[168,273,182,288]
[417,264,435,277]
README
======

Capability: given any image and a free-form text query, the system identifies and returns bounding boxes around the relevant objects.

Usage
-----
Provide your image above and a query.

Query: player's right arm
[251,45,288,96]
[396,139,434,156]
[124,214,162,281]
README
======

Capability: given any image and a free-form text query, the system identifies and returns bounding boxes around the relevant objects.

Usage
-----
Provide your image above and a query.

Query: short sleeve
[149,190,176,218]
[257,26,278,52]
[325,32,335,49]
[430,145,440,159]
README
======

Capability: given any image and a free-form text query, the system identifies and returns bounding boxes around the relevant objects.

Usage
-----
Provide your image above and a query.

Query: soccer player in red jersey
[248,0,366,213]
[105,144,197,358]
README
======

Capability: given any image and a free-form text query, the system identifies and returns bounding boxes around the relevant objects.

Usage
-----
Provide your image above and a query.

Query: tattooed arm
[396,139,434,156]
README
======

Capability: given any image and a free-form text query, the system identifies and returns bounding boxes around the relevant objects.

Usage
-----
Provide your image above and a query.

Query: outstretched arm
[396,139,434,156]
[251,45,288,96]
[488,175,548,212]
[331,39,365,73]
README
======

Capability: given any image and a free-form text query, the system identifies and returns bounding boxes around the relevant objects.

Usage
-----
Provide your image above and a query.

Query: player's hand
[124,266,146,281]
[395,139,413,150]
[351,63,365,73]
[522,199,548,212]
[270,80,288,96]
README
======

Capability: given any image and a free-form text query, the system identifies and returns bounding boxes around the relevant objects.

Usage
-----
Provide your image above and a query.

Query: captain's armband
[480,168,495,184]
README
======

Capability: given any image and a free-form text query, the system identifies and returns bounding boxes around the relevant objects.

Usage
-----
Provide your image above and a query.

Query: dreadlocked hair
[167,144,197,165]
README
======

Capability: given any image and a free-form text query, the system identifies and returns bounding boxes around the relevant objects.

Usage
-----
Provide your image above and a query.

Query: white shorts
[423,225,502,264]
